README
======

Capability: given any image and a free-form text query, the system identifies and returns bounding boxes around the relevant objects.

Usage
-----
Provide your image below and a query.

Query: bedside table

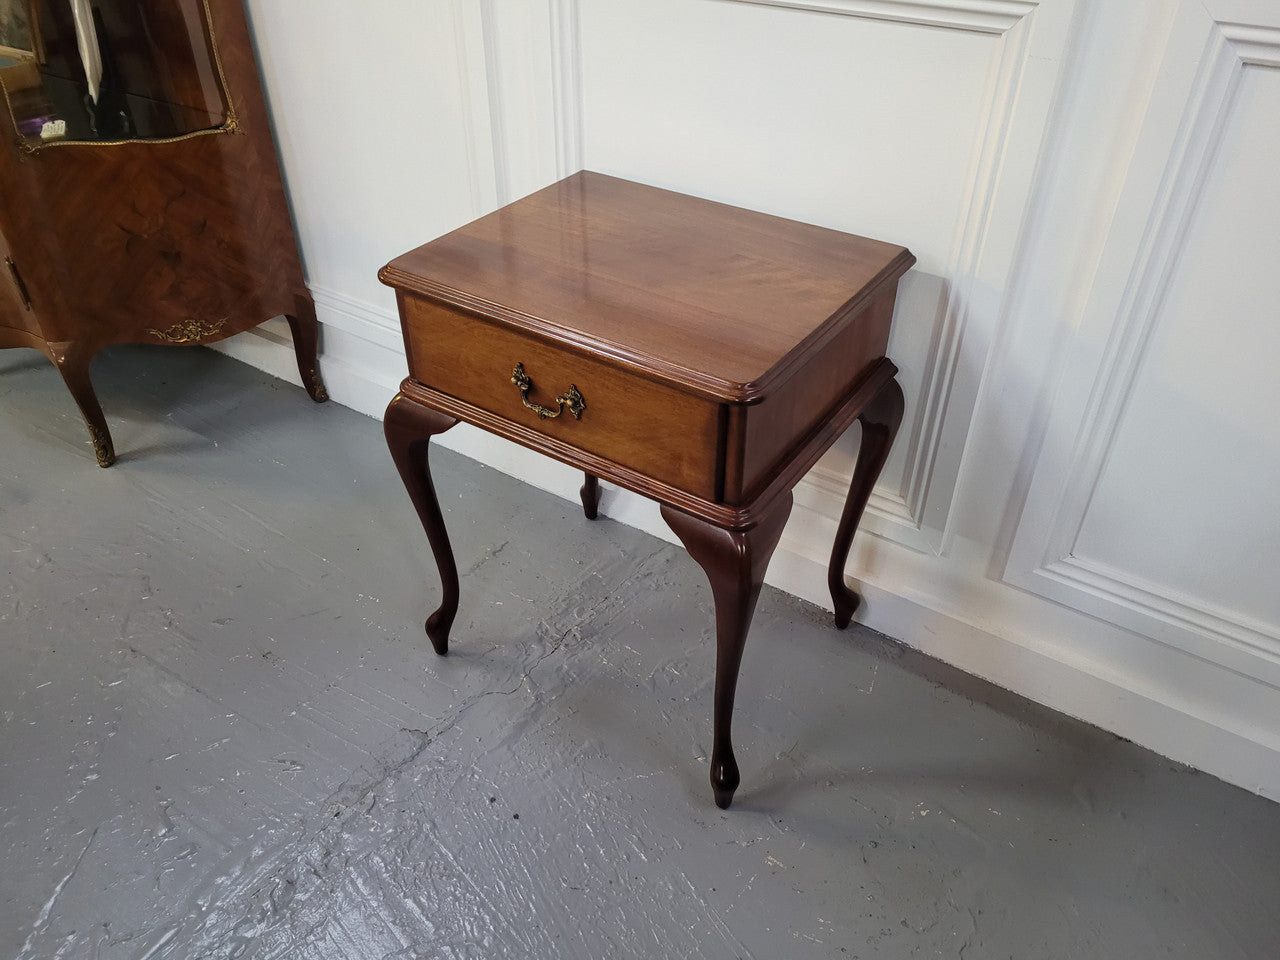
[381,172,913,808]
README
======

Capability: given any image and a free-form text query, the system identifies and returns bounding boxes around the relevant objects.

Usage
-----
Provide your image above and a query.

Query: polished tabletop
[380,172,913,401]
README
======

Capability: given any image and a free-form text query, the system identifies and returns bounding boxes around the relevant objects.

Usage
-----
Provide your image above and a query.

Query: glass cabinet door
[0,0,230,148]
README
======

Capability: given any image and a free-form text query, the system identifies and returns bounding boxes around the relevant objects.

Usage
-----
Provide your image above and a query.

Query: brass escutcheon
[511,363,585,420]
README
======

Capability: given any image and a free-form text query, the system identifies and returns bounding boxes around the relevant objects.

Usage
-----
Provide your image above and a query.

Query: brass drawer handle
[510,363,586,420]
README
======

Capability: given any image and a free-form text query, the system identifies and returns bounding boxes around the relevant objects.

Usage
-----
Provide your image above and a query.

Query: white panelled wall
[218,0,1280,800]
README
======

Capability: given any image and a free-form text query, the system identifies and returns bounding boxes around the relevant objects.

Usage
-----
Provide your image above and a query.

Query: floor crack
[17,827,97,960]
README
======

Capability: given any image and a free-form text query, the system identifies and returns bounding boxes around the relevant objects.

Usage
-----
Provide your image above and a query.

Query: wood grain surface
[400,294,722,501]
[381,171,914,402]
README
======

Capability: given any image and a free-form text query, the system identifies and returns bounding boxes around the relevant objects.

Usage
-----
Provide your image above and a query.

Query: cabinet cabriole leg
[286,295,328,403]
[384,394,459,654]
[662,494,792,809]
[50,342,115,467]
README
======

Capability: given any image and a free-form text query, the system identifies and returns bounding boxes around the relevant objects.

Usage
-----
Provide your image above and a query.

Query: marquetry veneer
[0,0,325,466]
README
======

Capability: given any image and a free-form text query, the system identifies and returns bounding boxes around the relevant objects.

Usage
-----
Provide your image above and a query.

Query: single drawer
[401,295,723,500]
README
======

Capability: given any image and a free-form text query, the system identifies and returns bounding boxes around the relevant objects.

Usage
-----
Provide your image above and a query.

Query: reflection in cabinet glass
[0,0,325,466]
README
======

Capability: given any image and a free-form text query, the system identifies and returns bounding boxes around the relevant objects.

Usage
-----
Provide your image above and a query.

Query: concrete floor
[2,344,1279,960]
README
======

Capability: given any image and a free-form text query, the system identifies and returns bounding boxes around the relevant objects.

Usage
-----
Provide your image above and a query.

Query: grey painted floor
[2,344,1279,960]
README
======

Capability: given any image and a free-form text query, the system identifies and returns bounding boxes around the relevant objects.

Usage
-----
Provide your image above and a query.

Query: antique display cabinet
[0,0,325,466]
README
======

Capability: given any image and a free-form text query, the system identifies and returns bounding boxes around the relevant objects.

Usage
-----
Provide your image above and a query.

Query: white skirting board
[213,305,1280,804]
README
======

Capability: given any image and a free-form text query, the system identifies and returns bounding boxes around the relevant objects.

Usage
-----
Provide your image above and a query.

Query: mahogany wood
[733,291,899,503]
[830,378,906,629]
[398,294,721,499]
[384,394,459,656]
[580,473,601,520]
[379,173,914,404]
[381,172,913,806]
[661,495,792,808]
[0,0,326,466]
[391,358,896,533]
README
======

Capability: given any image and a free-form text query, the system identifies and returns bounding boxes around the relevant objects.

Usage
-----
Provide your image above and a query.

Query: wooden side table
[381,172,914,808]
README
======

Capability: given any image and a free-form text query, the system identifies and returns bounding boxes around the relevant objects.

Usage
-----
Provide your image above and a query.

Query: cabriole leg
[661,494,792,809]
[50,341,114,468]
[384,394,459,654]
[580,473,602,519]
[285,294,329,403]
[828,377,904,629]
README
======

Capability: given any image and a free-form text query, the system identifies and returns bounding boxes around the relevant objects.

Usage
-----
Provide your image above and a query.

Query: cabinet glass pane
[1,0,229,147]
[0,1,36,58]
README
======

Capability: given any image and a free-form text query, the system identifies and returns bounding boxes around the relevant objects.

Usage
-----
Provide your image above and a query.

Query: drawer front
[402,296,722,500]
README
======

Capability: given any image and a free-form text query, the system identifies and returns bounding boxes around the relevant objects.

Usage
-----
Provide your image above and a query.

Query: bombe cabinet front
[0,0,325,466]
